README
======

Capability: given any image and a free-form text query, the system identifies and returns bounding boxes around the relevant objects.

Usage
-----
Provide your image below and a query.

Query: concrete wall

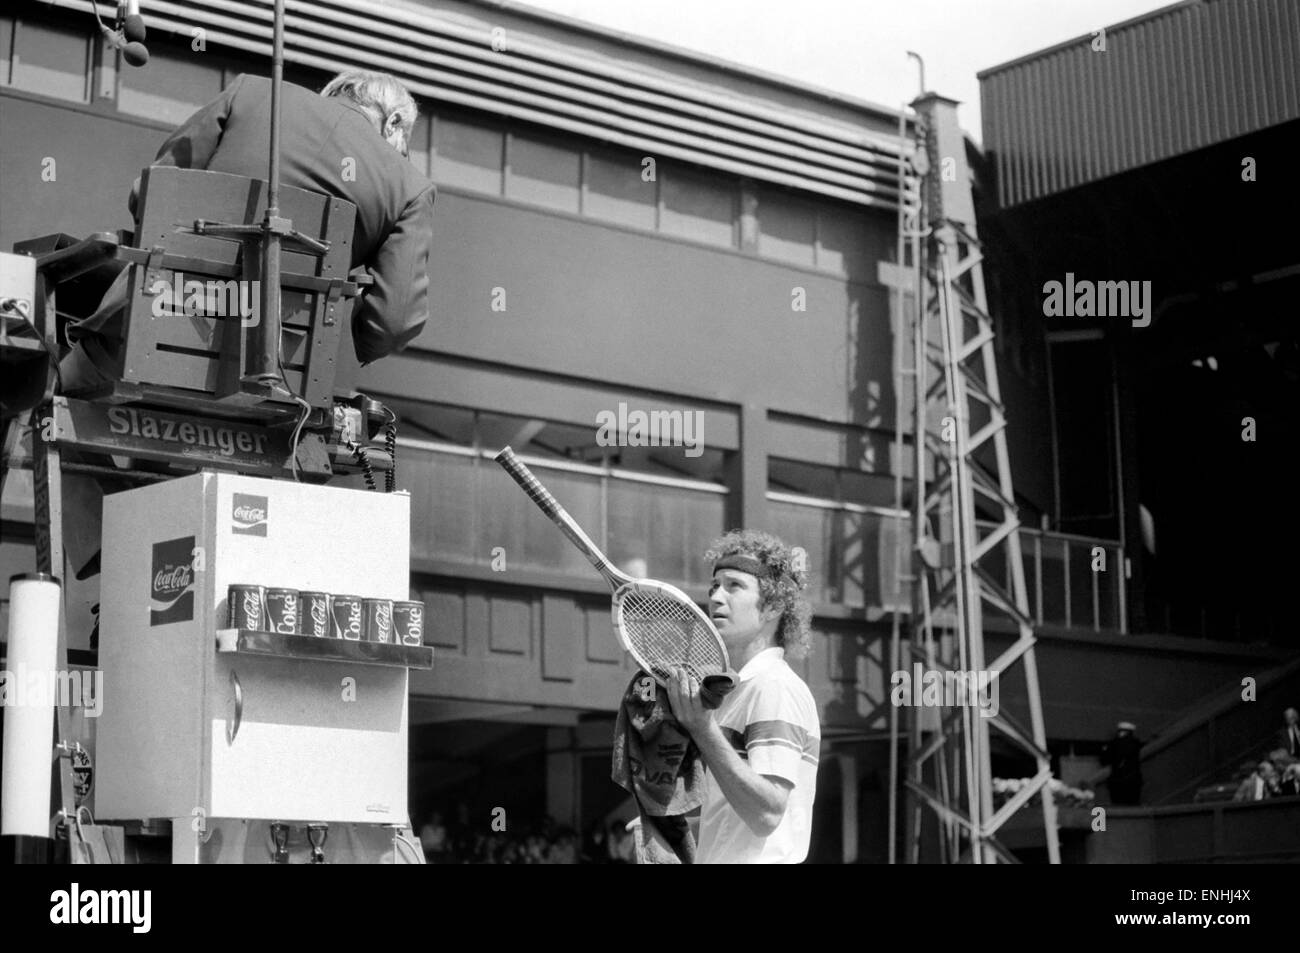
[400,190,895,424]
[0,95,157,251]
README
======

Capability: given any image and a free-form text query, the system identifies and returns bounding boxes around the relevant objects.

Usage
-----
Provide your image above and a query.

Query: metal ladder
[886,89,1060,864]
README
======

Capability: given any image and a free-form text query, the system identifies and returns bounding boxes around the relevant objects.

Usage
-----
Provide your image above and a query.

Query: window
[8,18,90,103]
[584,150,655,229]
[433,115,502,194]
[118,47,223,125]
[770,458,837,497]
[606,478,723,589]
[757,189,814,266]
[380,400,726,589]
[661,167,735,247]
[507,132,579,213]
[1048,336,1117,534]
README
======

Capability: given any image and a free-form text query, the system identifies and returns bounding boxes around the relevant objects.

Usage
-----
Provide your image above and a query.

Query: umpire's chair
[0,167,394,853]
[20,165,369,418]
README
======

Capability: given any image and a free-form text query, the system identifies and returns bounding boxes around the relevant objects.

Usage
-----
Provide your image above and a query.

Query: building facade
[2,0,1294,861]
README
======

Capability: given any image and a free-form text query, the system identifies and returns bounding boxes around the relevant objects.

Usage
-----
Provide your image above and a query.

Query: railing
[0,434,1127,629]
[1018,526,1127,633]
[395,439,727,593]
[766,491,1128,632]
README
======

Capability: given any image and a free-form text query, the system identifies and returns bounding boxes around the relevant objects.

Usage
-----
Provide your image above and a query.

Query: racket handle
[494,447,619,579]
[494,446,565,519]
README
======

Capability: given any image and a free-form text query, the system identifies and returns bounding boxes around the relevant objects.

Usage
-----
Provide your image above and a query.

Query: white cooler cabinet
[95,471,414,845]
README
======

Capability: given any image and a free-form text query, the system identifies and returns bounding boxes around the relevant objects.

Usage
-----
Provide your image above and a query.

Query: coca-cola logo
[337,599,362,640]
[242,592,262,623]
[395,604,423,645]
[154,566,193,594]
[376,603,391,624]
[151,536,196,627]
[275,593,298,634]
[307,598,328,635]
[232,493,268,537]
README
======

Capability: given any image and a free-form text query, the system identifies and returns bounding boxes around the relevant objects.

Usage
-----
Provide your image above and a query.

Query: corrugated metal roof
[978,0,1300,208]
[53,0,913,210]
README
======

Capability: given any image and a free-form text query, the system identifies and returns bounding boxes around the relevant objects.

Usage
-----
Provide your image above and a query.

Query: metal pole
[252,0,285,384]
[887,92,908,868]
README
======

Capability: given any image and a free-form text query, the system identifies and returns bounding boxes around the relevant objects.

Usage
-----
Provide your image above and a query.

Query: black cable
[350,440,376,491]
[383,410,397,493]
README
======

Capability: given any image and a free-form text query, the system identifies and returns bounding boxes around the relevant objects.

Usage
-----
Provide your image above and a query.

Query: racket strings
[618,591,727,681]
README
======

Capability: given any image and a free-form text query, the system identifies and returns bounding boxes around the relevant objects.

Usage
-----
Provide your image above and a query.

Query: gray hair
[321,70,418,135]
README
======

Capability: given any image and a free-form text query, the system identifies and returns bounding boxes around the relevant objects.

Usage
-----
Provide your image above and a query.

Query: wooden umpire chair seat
[30,165,369,417]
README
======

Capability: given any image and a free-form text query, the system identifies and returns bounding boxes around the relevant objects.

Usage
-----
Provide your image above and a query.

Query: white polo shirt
[696,647,821,864]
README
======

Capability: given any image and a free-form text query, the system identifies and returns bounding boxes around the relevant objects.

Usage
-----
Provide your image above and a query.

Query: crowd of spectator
[1231,706,1300,803]
[1099,707,1300,807]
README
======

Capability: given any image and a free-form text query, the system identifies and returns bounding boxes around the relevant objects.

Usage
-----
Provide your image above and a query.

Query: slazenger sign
[59,401,290,467]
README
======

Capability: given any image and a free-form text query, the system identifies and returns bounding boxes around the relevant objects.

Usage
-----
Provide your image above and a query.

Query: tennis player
[666,529,821,863]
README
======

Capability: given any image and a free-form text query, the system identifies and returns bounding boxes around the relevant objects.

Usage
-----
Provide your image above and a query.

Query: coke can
[265,588,299,636]
[331,594,364,641]
[364,598,393,644]
[228,584,265,631]
[392,601,424,647]
[299,591,331,638]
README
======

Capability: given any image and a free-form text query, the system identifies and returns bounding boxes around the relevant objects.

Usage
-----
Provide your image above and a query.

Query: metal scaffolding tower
[886,88,1060,864]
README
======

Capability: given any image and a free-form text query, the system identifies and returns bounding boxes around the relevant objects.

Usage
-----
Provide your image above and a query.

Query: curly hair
[705,529,813,659]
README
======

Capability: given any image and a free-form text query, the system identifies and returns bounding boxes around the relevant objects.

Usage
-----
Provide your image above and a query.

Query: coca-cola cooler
[94,470,429,862]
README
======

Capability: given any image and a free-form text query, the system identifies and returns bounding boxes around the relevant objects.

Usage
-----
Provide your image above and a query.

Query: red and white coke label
[301,593,330,637]
[266,590,298,635]
[227,586,264,630]
[393,602,424,647]
[242,590,262,628]
[231,493,268,537]
[365,599,393,644]
[333,596,363,641]
[151,537,196,627]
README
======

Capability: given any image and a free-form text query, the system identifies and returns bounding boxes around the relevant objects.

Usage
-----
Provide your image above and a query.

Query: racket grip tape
[494,446,618,580]
[493,446,563,518]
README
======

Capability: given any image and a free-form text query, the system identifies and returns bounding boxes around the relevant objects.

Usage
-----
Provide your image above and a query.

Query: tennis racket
[494,446,737,697]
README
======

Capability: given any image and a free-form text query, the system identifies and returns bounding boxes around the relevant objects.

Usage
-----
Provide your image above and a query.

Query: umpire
[62,68,436,388]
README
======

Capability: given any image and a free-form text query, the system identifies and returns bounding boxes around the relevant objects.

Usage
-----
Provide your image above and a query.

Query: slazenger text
[107,407,270,457]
